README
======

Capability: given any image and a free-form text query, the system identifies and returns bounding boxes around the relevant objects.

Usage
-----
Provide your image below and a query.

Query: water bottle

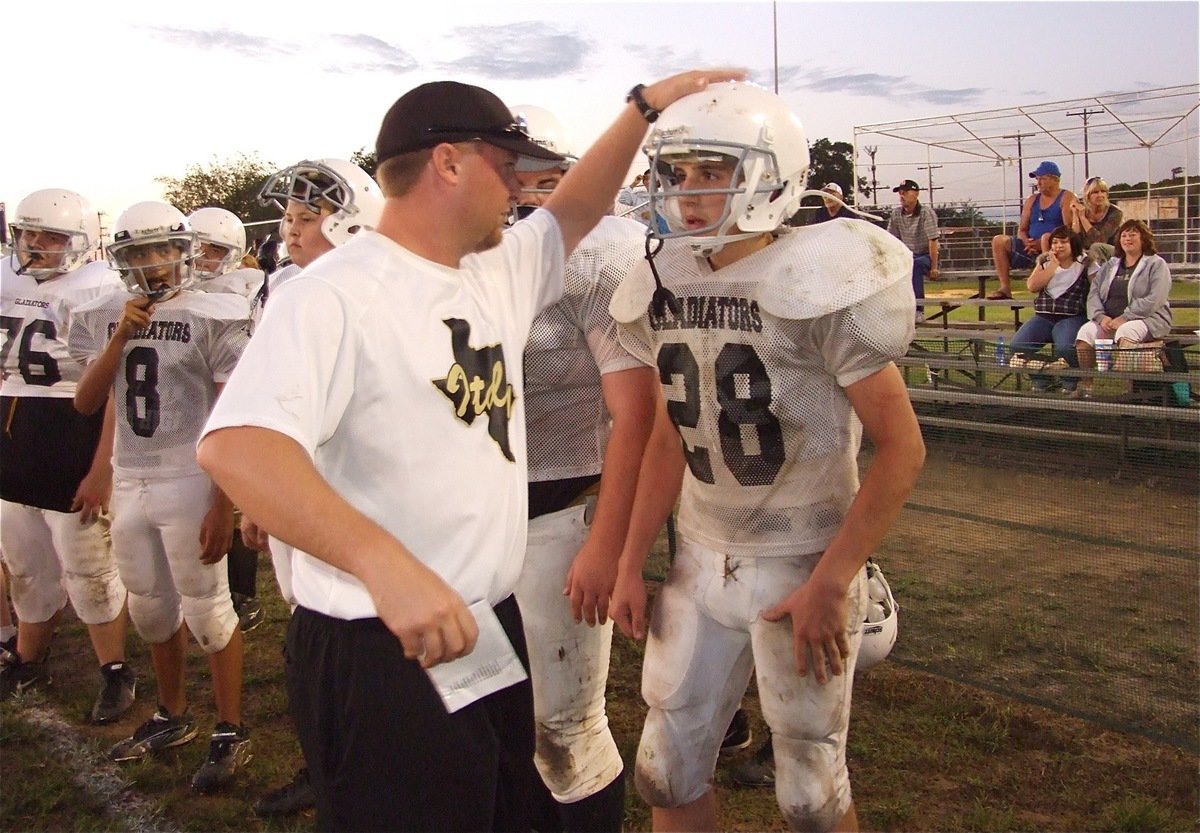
[995,336,1007,366]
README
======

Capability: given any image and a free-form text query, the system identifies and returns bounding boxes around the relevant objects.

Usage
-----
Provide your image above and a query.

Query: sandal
[986,290,1013,300]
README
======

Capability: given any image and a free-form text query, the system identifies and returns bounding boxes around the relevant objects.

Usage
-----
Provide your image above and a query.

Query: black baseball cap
[376,81,564,172]
[893,179,920,193]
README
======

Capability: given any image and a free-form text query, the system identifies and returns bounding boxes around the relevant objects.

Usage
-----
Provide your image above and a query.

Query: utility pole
[863,145,879,206]
[1067,107,1103,179]
[917,165,944,203]
[1002,131,1035,195]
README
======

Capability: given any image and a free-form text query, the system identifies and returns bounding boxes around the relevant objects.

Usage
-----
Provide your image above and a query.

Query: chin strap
[802,189,884,222]
[644,232,681,317]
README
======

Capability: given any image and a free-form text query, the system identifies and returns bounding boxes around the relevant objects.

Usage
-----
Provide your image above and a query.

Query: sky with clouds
[3,0,1197,225]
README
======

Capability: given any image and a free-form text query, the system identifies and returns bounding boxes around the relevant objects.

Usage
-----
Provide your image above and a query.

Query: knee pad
[181,591,238,654]
[128,591,184,644]
[633,708,712,810]
[1,503,67,622]
[773,734,851,832]
[534,711,622,803]
[57,517,126,625]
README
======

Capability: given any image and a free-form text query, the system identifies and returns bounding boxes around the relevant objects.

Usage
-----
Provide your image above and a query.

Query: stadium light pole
[772,1,779,94]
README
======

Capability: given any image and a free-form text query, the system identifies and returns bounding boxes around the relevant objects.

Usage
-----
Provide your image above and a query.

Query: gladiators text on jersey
[432,317,516,461]
[106,319,193,343]
[648,294,763,333]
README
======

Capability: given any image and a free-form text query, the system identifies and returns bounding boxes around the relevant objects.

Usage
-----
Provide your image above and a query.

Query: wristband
[626,84,660,123]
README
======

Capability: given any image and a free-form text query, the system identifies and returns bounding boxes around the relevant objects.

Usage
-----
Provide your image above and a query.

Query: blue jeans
[1011,313,1085,390]
[911,254,929,313]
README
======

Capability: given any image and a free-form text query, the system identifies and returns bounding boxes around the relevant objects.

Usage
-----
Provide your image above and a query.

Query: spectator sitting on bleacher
[886,179,939,323]
[1069,176,1123,267]
[1009,226,1093,394]
[989,160,1079,300]
[1071,219,1174,399]
[809,182,853,224]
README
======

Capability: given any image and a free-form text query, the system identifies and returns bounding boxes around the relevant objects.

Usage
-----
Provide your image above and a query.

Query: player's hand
[639,68,748,114]
[198,503,235,565]
[69,465,112,524]
[929,266,940,280]
[761,573,850,685]
[362,555,478,668]
[117,297,155,339]
[239,515,270,551]
[1023,239,1041,255]
[563,538,618,626]
[610,563,649,641]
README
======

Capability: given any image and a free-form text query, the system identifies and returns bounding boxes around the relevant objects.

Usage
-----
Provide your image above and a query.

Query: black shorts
[286,595,539,832]
[0,396,105,513]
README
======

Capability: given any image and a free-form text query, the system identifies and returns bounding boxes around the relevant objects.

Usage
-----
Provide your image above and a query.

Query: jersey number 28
[657,341,784,486]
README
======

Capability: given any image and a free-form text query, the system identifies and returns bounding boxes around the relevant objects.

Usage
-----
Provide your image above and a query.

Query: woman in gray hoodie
[1071,219,1173,398]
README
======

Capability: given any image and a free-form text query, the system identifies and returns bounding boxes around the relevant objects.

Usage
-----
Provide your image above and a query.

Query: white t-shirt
[1044,260,1086,299]
[1,259,124,398]
[202,211,564,619]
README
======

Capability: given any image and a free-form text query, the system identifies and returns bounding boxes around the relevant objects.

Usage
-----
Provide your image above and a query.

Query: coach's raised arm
[195,65,743,833]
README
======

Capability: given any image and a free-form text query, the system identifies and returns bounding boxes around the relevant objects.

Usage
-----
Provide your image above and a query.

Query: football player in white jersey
[608,83,926,832]
[69,201,252,793]
[509,105,657,831]
[243,157,384,819]
[0,188,138,723]
[188,206,266,633]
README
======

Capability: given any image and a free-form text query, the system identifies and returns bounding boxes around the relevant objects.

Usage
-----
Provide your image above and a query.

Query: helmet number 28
[657,341,784,486]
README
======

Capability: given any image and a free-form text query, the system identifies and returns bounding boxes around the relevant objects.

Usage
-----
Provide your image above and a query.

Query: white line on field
[21,706,178,833]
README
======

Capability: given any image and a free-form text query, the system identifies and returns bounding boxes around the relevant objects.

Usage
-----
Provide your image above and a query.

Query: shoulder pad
[609,259,657,324]
[755,221,912,320]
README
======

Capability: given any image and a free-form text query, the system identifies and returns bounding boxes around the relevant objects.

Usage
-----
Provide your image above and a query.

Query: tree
[803,138,870,205]
[934,201,999,229]
[349,147,378,179]
[156,153,279,224]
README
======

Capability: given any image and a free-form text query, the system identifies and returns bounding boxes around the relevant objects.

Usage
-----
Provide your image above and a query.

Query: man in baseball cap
[376,81,565,173]
[200,68,745,832]
[886,179,939,320]
[808,182,852,225]
[989,160,1078,298]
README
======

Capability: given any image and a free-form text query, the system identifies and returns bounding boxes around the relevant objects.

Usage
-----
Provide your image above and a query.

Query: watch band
[626,84,660,123]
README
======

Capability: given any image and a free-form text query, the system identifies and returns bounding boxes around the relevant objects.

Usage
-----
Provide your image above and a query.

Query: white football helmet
[258,158,384,247]
[108,201,197,301]
[8,188,101,280]
[187,207,246,279]
[644,81,810,256]
[857,559,898,673]
[509,104,578,170]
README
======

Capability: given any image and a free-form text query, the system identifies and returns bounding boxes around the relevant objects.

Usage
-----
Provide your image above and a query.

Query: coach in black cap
[199,68,744,832]
[376,81,564,171]
[885,179,940,320]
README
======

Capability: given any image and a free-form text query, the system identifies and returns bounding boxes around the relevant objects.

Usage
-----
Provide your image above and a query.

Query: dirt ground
[2,445,1197,832]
